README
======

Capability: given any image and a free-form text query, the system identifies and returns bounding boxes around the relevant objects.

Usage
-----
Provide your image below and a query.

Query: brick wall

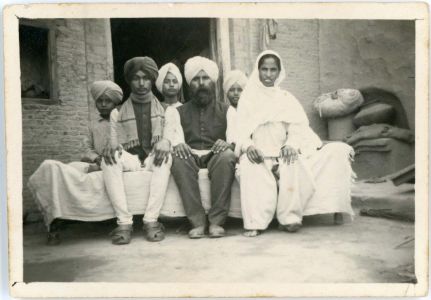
[22,19,113,221]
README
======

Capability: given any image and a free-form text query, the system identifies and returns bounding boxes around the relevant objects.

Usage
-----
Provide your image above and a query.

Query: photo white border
[4,2,429,297]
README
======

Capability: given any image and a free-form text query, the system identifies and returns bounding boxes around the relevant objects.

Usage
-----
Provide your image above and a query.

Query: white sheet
[28,160,242,228]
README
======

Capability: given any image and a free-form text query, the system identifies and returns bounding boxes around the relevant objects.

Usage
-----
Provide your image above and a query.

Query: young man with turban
[102,56,172,245]
[236,50,354,237]
[155,62,183,109]
[28,80,123,244]
[164,56,236,239]
[223,70,248,144]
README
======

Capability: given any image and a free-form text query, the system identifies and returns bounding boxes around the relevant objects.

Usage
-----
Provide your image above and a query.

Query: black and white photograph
[3,2,428,298]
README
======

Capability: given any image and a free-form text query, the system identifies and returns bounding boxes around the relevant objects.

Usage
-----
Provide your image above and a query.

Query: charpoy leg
[206,149,236,226]
[170,155,207,228]
[239,155,278,231]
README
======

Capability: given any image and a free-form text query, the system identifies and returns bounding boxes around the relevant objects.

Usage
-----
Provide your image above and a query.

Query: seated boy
[28,80,123,244]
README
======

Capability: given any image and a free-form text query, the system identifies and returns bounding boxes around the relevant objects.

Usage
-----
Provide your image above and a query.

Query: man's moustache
[197,87,210,94]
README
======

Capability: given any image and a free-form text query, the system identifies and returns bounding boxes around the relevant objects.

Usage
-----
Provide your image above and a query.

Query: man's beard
[191,87,214,107]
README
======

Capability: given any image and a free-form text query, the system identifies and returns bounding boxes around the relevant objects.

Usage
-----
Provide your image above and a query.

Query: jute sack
[314,89,364,118]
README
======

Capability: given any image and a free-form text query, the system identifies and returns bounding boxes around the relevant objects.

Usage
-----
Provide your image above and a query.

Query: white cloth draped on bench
[28,160,242,228]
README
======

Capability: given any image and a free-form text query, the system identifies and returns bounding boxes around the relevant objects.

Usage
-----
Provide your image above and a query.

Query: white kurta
[226,106,237,145]
[239,121,354,230]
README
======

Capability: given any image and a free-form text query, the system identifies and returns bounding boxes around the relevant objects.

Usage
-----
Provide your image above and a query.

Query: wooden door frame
[210,18,231,103]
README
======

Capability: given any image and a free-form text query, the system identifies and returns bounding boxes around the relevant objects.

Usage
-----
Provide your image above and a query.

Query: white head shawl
[184,56,219,85]
[155,63,183,94]
[223,70,248,96]
[236,50,322,156]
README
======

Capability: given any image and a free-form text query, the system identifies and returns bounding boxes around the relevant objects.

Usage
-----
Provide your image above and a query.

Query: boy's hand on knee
[153,139,171,166]
[102,145,122,165]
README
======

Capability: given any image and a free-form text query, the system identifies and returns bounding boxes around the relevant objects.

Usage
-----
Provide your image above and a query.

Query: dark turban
[123,57,159,84]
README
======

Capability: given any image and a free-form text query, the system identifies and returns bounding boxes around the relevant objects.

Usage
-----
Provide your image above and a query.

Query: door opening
[111,18,220,103]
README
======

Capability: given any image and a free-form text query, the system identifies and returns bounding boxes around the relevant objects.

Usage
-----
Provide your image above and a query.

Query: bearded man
[163,56,236,239]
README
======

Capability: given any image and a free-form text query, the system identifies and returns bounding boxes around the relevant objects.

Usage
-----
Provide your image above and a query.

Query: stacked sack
[313,88,364,140]
[314,88,414,179]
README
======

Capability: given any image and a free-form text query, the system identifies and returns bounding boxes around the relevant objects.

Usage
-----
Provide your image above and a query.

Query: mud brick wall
[22,19,113,221]
[229,19,327,139]
[318,20,415,131]
[229,19,415,138]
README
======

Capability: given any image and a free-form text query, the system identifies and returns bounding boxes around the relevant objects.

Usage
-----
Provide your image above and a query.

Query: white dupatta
[236,50,322,157]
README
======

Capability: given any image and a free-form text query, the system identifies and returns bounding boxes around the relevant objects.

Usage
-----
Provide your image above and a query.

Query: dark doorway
[110,18,212,102]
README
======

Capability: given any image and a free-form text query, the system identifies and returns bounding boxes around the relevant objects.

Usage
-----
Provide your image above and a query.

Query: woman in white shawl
[236,50,354,237]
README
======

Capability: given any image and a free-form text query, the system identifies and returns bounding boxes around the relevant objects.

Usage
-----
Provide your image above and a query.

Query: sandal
[109,224,133,245]
[143,222,165,242]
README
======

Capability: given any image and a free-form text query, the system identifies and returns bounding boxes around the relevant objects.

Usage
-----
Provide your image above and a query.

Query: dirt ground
[23,207,414,283]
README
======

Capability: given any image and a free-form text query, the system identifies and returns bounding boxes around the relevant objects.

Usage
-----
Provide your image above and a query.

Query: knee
[165,154,173,167]
[217,148,236,164]
[238,154,260,172]
[171,155,188,172]
[158,154,173,168]
[101,151,122,169]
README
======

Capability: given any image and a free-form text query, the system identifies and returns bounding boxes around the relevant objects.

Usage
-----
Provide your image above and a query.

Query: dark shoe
[143,221,165,242]
[279,223,302,233]
[209,224,225,238]
[109,224,133,245]
[188,226,206,239]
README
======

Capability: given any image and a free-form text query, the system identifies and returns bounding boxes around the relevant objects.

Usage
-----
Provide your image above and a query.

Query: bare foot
[243,230,260,237]
[334,213,344,225]
[280,223,302,233]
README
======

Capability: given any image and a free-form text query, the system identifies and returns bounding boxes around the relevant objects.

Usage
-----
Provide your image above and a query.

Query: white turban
[223,70,248,94]
[90,80,123,104]
[155,63,183,94]
[184,56,219,85]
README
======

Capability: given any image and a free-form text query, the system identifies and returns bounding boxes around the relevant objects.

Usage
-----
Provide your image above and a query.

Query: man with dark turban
[164,56,236,239]
[101,57,172,245]
[28,80,124,245]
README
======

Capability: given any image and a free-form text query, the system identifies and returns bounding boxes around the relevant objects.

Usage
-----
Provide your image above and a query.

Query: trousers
[239,142,354,230]
[170,149,236,227]
[101,150,172,225]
